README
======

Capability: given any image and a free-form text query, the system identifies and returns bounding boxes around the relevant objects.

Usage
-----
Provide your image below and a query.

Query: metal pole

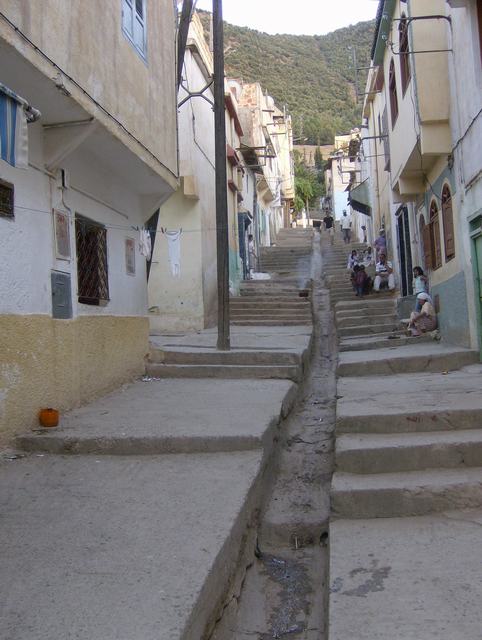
[213,0,230,350]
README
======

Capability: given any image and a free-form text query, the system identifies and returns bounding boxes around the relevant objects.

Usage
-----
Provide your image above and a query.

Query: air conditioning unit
[446,0,467,7]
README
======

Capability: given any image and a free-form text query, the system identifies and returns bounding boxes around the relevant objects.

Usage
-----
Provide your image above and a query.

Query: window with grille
[75,215,110,305]
[399,15,411,95]
[122,0,147,58]
[441,185,455,261]
[0,179,14,219]
[389,59,399,128]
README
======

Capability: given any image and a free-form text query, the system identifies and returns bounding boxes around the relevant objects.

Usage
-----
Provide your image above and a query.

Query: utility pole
[213,0,230,350]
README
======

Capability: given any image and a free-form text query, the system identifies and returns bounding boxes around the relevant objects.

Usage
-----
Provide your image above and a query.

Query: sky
[194,0,379,36]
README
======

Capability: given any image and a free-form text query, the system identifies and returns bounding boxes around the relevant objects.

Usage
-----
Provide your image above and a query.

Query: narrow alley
[2,2,482,639]
[2,228,332,640]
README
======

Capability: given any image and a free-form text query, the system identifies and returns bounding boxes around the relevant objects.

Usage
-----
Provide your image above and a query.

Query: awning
[0,82,39,168]
[348,179,371,216]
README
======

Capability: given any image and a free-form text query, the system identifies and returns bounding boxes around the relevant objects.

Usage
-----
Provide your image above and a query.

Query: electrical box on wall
[51,270,73,319]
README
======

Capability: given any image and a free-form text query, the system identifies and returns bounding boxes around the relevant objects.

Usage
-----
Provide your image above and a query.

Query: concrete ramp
[0,452,264,640]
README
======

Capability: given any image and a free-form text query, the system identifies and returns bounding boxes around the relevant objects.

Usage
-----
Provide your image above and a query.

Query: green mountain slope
[198,12,375,145]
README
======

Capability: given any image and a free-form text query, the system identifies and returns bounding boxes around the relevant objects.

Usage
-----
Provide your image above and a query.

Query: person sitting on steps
[347,249,359,270]
[374,253,395,292]
[362,246,374,266]
[408,293,437,336]
[354,264,371,297]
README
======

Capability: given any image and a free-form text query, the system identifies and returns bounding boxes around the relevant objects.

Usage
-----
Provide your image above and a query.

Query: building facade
[148,12,218,333]
[359,0,482,351]
[0,0,178,443]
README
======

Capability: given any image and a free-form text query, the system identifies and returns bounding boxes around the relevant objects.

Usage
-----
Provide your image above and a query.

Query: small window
[399,15,411,95]
[0,178,14,218]
[441,185,455,261]
[75,215,109,305]
[122,0,147,58]
[389,59,399,128]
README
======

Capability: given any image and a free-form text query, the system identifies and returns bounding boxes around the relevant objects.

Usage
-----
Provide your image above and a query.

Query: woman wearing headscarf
[408,293,437,336]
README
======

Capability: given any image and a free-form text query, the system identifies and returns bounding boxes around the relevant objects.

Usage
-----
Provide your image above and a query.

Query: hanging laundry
[139,228,152,260]
[0,82,29,168]
[165,229,182,277]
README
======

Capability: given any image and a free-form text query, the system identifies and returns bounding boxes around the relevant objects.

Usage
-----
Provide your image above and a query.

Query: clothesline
[11,203,248,234]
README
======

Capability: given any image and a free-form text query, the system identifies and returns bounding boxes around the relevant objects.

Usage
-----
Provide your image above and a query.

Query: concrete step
[329,510,482,640]
[0,451,269,640]
[239,291,310,299]
[146,362,301,381]
[336,305,396,319]
[239,289,306,297]
[337,345,480,377]
[260,248,312,254]
[324,269,351,276]
[230,309,312,318]
[336,429,482,474]
[338,334,430,351]
[149,348,301,366]
[232,319,311,326]
[331,292,397,303]
[240,282,307,290]
[335,298,397,310]
[326,282,353,290]
[337,322,398,338]
[331,467,482,518]
[261,256,312,261]
[230,300,310,309]
[336,314,397,329]
[16,377,298,456]
[336,364,482,435]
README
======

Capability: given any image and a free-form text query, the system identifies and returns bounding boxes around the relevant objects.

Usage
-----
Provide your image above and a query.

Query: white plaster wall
[447,1,482,348]
[147,190,205,332]
[0,123,148,318]
[148,47,217,331]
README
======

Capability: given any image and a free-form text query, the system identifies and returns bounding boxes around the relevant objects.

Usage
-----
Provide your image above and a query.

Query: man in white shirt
[374,253,395,291]
[341,210,352,244]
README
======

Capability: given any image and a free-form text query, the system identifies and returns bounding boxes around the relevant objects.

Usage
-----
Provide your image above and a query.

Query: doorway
[396,206,413,297]
[471,221,482,358]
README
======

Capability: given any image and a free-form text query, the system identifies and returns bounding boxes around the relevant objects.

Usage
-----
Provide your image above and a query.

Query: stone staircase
[320,229,482,519]
[332,342,482,518]
[322,239,399,343]
[145,339,304,382]
[230,228,314,326]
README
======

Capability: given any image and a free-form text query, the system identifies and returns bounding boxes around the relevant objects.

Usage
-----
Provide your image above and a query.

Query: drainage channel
[209,235,337,640]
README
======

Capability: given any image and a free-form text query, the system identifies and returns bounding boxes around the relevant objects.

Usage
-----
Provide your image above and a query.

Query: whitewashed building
[0,0,178,443]
[360,0,482,351]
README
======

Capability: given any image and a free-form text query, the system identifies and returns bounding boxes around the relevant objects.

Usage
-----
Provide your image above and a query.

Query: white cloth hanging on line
[139,229,152,260]
[165,229,182,277]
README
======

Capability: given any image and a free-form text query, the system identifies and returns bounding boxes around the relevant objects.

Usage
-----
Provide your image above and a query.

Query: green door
[475,234,482,358]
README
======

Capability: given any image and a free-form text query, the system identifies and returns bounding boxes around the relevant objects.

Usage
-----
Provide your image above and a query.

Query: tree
[294,152,323,213]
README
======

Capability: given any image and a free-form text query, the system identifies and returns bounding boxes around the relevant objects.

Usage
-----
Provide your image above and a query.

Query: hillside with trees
[197,11,375,145]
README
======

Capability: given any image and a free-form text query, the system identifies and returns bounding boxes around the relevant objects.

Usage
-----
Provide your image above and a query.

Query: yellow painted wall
[0,315,148,447]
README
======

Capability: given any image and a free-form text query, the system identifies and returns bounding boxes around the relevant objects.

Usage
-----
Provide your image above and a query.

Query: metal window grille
[75,216,109,305]
[0,179,14,218]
